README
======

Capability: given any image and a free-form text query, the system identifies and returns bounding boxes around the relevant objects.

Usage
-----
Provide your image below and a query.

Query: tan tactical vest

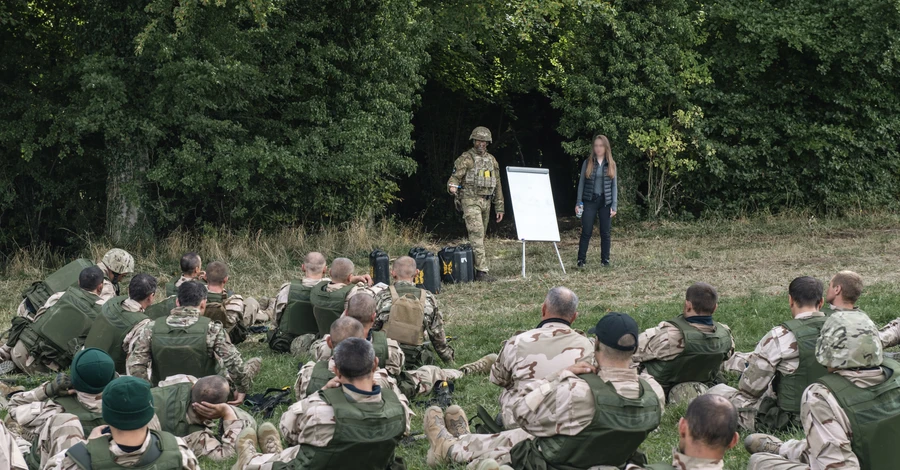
[463,150,498,195]
[382,286,426,346]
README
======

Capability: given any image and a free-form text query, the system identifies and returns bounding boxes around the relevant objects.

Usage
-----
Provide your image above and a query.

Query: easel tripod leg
[554,242,566,274]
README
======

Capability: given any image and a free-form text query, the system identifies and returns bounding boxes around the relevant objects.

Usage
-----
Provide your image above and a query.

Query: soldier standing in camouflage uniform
[424,312,665,469]
[708,277,827,431]
[744,310,899,470]
[822,270,863,316]
[127,281,262,403]
[8,348,116,469]
[634,283,734,404]
[47,376,199,470]
[447,126,504,282]
[233,338,414,470]
[374,256,455,366]
[489,287,595,430]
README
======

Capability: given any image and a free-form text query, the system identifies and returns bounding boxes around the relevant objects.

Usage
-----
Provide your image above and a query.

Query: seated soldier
[149,374,257,461]
[233,337,413,470]
[269,252,330,353]
[204,261,255,344]
[373,256,455,368]
[8,348,116,469]
[166,252,206,296]
[48,376,198,470]
[0,421,27,470]
[489,286,595,430]
[822,270,863,316]
[634,282,734,404]
[425,312,665,469]
[709,276,827,432]
[8,267,107,375]
[84,273,156,374]
[307,258,380,334]
[127,281,261,403]
[745,311,899,470]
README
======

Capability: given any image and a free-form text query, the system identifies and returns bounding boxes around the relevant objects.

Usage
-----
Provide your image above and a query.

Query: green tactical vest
[145,296,177,321]
[55,395,106,436]
[510,374,661,470]
[775,316,828,415]
[84,296,149,374]
[24,286,102,368]
[816,359,900,470]
[149,316,216,386]
[371,330,389,373]
[643,316,732,391]
[273,385,406,470]
[306,360,336,397]
[281,281,318,336]
[309,281,355,314]
[164,280,178,298]
[150,382,208,437]
[21,258,93,315]
[67,430,183,470]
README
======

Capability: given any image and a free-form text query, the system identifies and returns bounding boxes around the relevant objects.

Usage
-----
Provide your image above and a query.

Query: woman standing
[575,134,617,267]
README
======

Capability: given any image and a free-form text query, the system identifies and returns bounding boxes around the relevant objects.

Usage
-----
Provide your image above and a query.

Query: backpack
[382,286,426,346]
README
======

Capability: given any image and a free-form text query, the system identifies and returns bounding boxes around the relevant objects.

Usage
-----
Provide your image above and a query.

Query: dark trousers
[577,195,611,263]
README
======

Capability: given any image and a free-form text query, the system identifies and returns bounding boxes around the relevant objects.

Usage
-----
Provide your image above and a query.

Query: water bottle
[576,202,584,219]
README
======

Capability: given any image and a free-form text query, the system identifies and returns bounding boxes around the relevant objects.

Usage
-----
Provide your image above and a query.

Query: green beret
[102,377,155,431]
[71,348,116,394]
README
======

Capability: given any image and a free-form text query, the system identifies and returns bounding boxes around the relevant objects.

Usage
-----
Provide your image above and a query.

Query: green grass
[3,212,900,469]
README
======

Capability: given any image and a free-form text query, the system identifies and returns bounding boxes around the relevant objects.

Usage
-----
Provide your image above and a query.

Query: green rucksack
[20,286,102,368]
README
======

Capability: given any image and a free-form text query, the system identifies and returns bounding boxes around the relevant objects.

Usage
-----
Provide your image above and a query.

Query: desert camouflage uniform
[294,358,396,400]
[47,427,199,470]
[445,367,665,468]
[747,368,887,470]
[373,280,455,363]
[708,310,824,430]
[490,319,596,428]
[149,374,256,461]
[625,449,724,470]
[447,148,504,273]
[878,317,900,349]
[127,306,254,393]
[173,274,201,290]
[0,421,27,470]
[311,332,406,377]
[633,319,735,363]
[235,383,413,470]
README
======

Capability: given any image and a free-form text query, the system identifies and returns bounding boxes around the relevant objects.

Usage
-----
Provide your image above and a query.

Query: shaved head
[303,252,326,275]
[205,261,229,285]
[346,294,376,326]
[330,316,366,346]
[192,375,230,404]
[392,256,418,280]
[330,258,354,283]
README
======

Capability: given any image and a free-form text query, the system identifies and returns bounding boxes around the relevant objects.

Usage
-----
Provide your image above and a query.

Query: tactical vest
[150,382,207,437]
[20,286,102,368]
[149,316,216,386]
[817,359,900,470]
[84,296,148,374]
[20,258,93,315]
[306,360,336,397]
[775,316,828,415]
[273,386,406,470]
[371,330,389,373]
[382,285,426,346]
[164,280,177,298]
[55,396,105,436]
[66,430,183,470]
[643,316,732,391]
[281,281,318,336]
[309,282,354,315]
[510,375,661,469]
[462,150,498,195]
[145,296,177,321]
[204,291,230,327]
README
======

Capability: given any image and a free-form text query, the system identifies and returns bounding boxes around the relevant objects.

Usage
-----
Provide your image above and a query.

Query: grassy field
[3,212,900,469]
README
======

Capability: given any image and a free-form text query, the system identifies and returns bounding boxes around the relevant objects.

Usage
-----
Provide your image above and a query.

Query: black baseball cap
[588,312,639,351]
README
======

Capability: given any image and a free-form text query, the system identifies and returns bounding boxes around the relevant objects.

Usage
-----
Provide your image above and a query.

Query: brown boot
[459,354,498,376]
[444,405,470,437]
[257,422,283,454]
[424,406,458,466]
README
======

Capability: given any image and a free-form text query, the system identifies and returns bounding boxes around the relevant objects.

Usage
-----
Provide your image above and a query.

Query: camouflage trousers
[244,297,270,325]
[447,428,533,468]
[747,453,808,470]
[406,365,464,396]
[0,422,28,470]
[28,413,86,469]
[462,196,491,273]
[236,445,301,470]
[706,383,763,431]
[10,342,50,375]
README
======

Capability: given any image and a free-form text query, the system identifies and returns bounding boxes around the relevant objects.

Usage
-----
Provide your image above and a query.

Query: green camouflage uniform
[447,148,504,273]
[373,280,455,363]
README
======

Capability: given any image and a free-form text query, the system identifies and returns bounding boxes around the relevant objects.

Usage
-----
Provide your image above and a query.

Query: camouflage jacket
[373,280,455,363]
[627,449,724,470]
[879,317,900,349]
[126,306,252,393]
[312,333,405,377]
[47,431,198,470]
[207,287,246,331]
[633,318,735,362]
[447,148,505,210]
[292,358,398,411]
[0,422,26,470]
[7,383,103,439]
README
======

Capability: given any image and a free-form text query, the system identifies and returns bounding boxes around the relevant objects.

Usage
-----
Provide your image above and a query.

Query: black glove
[44,373,72,397]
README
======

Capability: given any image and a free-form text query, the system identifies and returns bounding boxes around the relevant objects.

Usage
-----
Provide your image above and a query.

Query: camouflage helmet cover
[101,248,135,275]
[469,126,492,143]
[816,310,883,369]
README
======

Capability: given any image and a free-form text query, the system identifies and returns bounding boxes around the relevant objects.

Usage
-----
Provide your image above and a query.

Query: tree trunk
[106,142,150,243]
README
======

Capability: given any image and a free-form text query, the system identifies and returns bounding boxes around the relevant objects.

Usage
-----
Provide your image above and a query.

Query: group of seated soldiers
[1,248,898,470]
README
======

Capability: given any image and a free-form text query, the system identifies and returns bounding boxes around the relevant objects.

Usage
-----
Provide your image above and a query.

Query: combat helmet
[101,248,135,275]
[816,310,883,369]
[469,126,492,143]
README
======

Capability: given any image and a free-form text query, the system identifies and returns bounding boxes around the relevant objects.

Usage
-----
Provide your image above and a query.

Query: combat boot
[744,433,784,454]
[459,353,498,376]
[475,271,496,282]
[244,357,263,382]
[257,422,283,454]
[0,360,16,376]
[473,459,515,470]
[444,405,470,437]
[233,427,259,470]
[424,406,458,466]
